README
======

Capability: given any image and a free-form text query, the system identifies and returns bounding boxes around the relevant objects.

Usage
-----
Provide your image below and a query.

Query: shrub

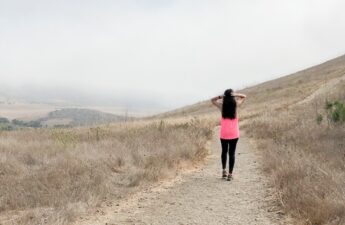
[0,123,14,131]
[325,100,345,123]
[11,119,42,128]
[316,114,323,125]
[0,117,10,123]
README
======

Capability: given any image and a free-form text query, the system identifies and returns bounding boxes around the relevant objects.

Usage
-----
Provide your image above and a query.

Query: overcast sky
[1,0,345,110]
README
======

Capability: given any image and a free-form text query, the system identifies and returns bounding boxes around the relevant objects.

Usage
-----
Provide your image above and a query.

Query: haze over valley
[2,0,345,117]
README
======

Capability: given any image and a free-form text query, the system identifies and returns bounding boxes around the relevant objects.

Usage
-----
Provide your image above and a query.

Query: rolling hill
[154,54,345,224]
[39,108,132,127]
[157,54,345,119]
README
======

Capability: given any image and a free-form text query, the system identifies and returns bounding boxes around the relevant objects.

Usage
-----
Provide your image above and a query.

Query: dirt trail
[76,127,291,225]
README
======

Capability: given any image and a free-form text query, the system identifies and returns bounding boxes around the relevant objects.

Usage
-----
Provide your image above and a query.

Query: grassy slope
[158,54,345,119]
[160,54,345,225]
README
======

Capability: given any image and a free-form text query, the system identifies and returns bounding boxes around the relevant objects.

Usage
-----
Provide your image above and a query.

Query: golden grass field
[0,117,215,224]
[0,55,344,224]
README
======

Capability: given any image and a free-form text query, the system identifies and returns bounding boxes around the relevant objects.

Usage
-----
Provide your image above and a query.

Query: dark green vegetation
[0,117,41,131]
[325,100,345,123]
[39,108,131,127]
[0,117,13,131]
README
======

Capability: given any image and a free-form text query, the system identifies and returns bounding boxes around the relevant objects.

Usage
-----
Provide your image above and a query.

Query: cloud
[1,0,345,110]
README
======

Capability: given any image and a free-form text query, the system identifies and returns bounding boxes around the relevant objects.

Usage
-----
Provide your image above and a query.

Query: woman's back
[220,117,239,140]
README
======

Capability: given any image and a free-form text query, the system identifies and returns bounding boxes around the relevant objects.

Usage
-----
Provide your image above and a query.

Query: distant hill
[0,108,132,130]
[39,108,132,127]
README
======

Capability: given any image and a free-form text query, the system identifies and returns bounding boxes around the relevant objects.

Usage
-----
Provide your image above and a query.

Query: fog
[1,0,345,111]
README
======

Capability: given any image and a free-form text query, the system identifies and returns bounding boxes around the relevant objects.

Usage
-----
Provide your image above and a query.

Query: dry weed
[243,81,345,225]
[0,117,213,224]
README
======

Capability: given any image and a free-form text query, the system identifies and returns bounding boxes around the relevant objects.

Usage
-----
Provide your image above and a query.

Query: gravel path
[76,128,291,225]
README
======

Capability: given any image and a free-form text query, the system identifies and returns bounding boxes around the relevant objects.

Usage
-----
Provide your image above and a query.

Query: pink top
[220,117,240,140]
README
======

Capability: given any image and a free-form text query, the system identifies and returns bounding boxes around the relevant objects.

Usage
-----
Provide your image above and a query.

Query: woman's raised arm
[211,95,223,110]
[232,93,247,105]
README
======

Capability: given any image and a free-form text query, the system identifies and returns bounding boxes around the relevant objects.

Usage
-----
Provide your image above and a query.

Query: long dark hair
[222,89,237,119]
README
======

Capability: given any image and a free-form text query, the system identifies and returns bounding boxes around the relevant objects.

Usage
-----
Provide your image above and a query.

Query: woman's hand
[232,93,247,105]
[232,93,247,98]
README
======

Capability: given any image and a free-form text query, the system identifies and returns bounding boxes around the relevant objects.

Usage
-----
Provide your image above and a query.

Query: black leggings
[220,138,239,174]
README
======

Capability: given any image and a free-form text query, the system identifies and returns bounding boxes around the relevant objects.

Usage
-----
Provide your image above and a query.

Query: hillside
[154,54,345,224]
[158,54,345,119]
[39,108,132,127]
[0,108,131,130]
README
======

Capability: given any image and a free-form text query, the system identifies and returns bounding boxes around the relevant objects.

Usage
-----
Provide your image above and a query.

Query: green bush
[0,123,14,131]
[0,117,10,123]
[12,119,42,128]
[325,100,345,123]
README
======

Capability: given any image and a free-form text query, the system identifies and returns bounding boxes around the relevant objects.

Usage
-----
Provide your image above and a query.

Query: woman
[211,89,246,181]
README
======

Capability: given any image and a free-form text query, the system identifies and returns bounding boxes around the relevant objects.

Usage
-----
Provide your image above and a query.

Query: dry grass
[0,117,214,224]
[242,77,345,223]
